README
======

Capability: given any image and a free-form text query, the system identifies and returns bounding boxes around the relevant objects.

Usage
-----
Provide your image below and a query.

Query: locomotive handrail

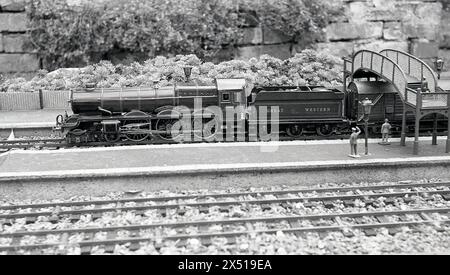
[380,49,438,93]
[352,49,410,105]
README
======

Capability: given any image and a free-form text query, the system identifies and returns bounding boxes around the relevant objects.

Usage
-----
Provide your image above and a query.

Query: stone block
[441,35,450,49]
[313,41,355,58]
[209,47,236,63]
[326,22,383,41]
[236,44,292,60]
[0,0,26,11]
[348,0,402,22]
[399,2,442,40]
[238,27,263,45]
[440,11,450,48]
[0,54,40,73]
[411,41,439,59]
[3,34,34,53]
[263,28,291,45]
[383,22,406,41]
[0,13,28,32]
[354,40,409,53]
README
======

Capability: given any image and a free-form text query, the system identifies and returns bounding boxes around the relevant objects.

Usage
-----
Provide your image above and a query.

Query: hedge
[0,50,343,93]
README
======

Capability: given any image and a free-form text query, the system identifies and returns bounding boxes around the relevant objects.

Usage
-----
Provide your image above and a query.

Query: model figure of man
[381,118,392,144]
[349,126,361,158]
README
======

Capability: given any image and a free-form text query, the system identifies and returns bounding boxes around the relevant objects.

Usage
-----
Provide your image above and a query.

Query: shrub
[27,0,343,70]
[0,50,343,93]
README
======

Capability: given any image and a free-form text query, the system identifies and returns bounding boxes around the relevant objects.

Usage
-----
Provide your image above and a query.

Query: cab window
[222,93,230,102]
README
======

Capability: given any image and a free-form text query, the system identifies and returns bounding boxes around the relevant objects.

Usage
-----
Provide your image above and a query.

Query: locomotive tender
[56,50,448,145]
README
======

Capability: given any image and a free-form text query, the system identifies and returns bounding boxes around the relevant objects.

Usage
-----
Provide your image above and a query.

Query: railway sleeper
[363,228,377,237]
[177,209,186,216]
[403,197,415,204]
[226,237,237,245]
[105,245,115,253]
[219,206,230,213]
[92,213,103,220]
[343,200,355,207]
[388,227,401,236]
[324,202,335,209]
[25,217,36,224]
[80,246,92,255]
[199,207,209,214]
[376,216,390,224]
[84,232,94,240]
[49,216,59,223]
[129,243,141,251]
[342,230,355,238]
[201,238,213,247]
[175,240,187,248]
[69,214,81,222]
[261,204,271,211]
[288,220,302,228]
[384,198,396,206]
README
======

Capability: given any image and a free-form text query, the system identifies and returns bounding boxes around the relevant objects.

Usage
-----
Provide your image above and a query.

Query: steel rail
[0,190,448,220]
[0,207,448,253]
[0,182,448,211]
[1,207,448,238]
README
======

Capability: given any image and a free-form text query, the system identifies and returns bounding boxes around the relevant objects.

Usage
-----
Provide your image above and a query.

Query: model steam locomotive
[56,54,448,145]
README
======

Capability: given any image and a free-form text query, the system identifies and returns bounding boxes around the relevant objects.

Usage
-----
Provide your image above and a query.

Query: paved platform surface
[0,137,449,175]
[0,109,69,129]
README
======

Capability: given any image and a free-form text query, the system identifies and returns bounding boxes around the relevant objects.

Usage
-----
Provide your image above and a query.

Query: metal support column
[400,103,407,146]
[447,116,450,153]
[413,93,422,155]
[432,113,438,146]
[447,95,450,153]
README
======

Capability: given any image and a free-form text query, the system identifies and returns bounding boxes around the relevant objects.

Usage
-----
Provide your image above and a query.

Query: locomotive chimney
[183,66,193,82]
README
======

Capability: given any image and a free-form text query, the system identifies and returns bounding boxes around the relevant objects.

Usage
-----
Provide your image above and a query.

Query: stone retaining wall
[0,0,449,74]
[0,0,39,73]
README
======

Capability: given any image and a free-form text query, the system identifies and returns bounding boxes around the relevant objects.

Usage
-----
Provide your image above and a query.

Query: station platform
[1,138,450,200]
[0,137,449,174]
[0,109,68,129]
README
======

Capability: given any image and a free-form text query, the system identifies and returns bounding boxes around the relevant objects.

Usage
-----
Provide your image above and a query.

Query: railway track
[0,181,449,254]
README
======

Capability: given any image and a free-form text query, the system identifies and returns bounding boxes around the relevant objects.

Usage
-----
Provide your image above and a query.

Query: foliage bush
[27,0,343,70]
[0,50,343,93]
